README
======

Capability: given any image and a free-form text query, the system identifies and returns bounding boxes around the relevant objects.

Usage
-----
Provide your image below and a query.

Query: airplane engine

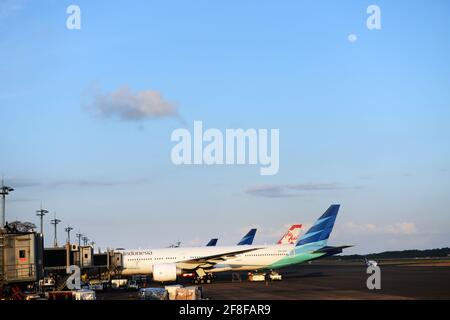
[152,263,181,282]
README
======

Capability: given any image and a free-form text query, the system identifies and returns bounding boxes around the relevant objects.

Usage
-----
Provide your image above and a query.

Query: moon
[348,34,358,43]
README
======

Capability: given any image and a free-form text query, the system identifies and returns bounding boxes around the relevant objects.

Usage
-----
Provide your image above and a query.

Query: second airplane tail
[277,224,302,245]
[237,228,257,245]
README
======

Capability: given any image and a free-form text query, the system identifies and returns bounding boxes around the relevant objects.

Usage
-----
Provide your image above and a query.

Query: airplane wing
[177,247,264,270]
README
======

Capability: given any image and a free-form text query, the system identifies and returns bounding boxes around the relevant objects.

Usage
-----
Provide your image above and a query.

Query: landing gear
[193,273,215,284]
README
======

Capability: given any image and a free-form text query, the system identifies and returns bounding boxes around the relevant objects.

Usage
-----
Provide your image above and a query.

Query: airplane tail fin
[237,229,257,246]
[277,224,302,245]
[206,239,218,247]
[296,205,340,247]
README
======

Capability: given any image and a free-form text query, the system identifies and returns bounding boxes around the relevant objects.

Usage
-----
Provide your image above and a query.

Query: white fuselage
[120,244,295,276]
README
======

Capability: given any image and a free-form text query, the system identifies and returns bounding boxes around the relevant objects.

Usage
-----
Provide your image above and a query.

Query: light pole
[82,236,89,246]
[0,180,14,228]
[76,232,83,247]
[50,213,61,248]
[36,207,48,235]
[75,232,83,267]
[65,226,73,244]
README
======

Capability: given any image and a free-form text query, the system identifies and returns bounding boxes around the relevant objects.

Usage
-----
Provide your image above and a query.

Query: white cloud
[0,0,25,19]
[341,221,419,236]
[385,222,418,235]
[84,84,179,121]
[245,183,356,198]
[343,221,378,233]
[6,177,151,189]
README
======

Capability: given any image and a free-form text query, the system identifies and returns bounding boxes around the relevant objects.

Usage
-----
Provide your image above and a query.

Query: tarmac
[97,262,450,300]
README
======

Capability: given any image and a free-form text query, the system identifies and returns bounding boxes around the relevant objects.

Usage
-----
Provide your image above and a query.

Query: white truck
[269,271,282,281]
[248,272,266,282]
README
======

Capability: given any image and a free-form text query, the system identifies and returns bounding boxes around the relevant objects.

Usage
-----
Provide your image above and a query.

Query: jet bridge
[0,228,44,289]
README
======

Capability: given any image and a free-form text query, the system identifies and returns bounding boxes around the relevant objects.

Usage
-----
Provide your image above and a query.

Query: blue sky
[1,0,449,253]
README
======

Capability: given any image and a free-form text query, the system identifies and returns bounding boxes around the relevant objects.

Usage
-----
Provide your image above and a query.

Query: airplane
[205,228,257,247]
[277,224,302,245]
[121,205,352,283]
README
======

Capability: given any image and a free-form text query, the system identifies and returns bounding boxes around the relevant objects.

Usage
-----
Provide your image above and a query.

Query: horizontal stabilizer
[313,245,353,256]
